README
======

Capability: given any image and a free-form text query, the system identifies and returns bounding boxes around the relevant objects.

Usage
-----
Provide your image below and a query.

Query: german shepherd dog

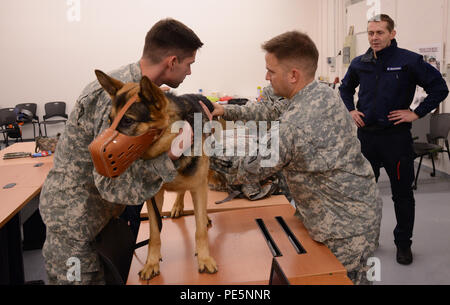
[95,70,218,280]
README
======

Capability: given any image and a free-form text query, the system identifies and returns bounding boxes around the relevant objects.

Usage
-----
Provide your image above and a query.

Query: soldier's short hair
[262,31,319,78]
[142,18,203,63]
[368,14,395,33]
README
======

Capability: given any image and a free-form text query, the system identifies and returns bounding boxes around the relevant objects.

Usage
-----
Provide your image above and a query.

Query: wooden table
[0,142,53,228]
[0,163,53,191]
[0,141,54,166]
[127,205,352,285]
[141,190,291,218]
[0,187,43,229]
[0,142,53,284]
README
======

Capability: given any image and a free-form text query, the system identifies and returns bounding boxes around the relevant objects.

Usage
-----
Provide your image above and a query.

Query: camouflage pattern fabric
[223,85,289,122]
[322,229,380,285]
[209,120,291,202]
[210,86,293,201]
[39,62,177,284]
[210,81,382,284]
[35,133,61,153]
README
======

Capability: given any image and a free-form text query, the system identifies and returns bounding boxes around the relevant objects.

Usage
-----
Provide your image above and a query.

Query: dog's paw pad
[170,205,184,218]
[198,257,218,274]
[138,264,161,281]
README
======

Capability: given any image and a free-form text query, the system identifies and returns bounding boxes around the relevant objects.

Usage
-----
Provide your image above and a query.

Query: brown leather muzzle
[89,95,161,178]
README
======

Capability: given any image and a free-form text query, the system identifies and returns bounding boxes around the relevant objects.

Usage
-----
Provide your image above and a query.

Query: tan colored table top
[0,143,54,228]
[0,142,54,166]
[128,205,351,285]
[0,162,53,189]
[0,187,42,228]
[141,190,290,217]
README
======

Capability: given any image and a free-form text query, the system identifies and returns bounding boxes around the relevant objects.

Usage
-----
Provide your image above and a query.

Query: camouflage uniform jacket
[217,81,382,242]
[227,85,289,122]
[40,62,178,242]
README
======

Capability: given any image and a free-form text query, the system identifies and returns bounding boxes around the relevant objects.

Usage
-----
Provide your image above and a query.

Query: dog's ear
[95,70,125,98]
[139,76,166,110]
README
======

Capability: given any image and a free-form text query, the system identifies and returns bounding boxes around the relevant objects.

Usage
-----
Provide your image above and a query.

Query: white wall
[0,0,320,138]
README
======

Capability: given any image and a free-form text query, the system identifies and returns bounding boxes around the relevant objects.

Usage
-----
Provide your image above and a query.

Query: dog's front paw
[198,256,218,274]
[170,204,184,218]
[139,258,162,281]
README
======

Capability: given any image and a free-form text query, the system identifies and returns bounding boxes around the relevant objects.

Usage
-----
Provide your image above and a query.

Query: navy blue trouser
[358,128,415,247]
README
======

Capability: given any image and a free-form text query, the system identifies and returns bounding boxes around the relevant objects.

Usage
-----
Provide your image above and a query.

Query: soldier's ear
[95,70,125,98]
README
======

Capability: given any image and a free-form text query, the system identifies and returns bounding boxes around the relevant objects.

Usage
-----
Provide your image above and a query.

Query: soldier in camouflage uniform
[39,18,203,284]
[209,31,382,285]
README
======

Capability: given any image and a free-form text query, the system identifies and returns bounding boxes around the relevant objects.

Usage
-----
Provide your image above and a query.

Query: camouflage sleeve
[223,86,287,122]
[210,121,294,185]
[93,152,177,205]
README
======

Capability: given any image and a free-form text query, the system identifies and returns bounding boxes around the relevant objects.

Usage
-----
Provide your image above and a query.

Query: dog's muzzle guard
[89,95,162,178]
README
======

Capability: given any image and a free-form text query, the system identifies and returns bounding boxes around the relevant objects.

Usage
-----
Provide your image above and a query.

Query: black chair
[412,113,450,190]
[0,108,23,147]
[39,101,68,136]
[14,103,42,139]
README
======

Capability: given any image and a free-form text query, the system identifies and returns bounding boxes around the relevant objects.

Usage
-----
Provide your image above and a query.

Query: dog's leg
[170,191,185,218]
[190,183,218,274]
[139,190,164,281]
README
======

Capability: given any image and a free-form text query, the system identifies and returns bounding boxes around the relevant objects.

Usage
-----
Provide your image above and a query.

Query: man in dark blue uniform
[339,14,448,265]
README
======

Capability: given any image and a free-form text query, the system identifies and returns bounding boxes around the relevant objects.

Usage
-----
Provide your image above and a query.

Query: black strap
[152,197,162,233]
[134,197,161,250]
[134,239,149,250]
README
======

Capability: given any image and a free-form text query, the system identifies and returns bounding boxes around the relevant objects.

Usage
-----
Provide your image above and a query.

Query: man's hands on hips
[351,109,419,127]
[388,110,419,125]
[350,110,366,127]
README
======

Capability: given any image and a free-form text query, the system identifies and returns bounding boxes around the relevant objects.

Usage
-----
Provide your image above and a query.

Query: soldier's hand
[350,110,365,128]
[210,101,225,117]
[388,110,419,125]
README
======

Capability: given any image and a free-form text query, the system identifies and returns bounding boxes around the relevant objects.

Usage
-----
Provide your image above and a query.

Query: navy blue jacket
[339,39,448,129]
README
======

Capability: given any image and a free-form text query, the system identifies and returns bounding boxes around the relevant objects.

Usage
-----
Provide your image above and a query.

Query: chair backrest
[15,103,38,119]
[429,113,450,140]
[0,108,17,126]
[411,113,431,142]
[44,101,68,120]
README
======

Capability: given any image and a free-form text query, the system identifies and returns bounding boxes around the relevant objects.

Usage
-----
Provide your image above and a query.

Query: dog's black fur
[166,93,214,128]
[164,93,215,177]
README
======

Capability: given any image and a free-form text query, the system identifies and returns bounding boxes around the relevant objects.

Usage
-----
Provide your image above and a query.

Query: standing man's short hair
[368,14,395,32]
[262,31,319,78]
[143,18,203,63]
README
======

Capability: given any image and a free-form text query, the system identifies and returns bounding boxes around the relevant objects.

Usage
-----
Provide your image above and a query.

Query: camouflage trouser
[323,230,379,285]
[43,231,105,285]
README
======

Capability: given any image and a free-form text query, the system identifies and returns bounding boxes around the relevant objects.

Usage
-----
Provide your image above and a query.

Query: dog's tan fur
[95,70,217,281]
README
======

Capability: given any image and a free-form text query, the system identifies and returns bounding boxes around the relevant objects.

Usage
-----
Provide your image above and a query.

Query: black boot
[396,244,413,265]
